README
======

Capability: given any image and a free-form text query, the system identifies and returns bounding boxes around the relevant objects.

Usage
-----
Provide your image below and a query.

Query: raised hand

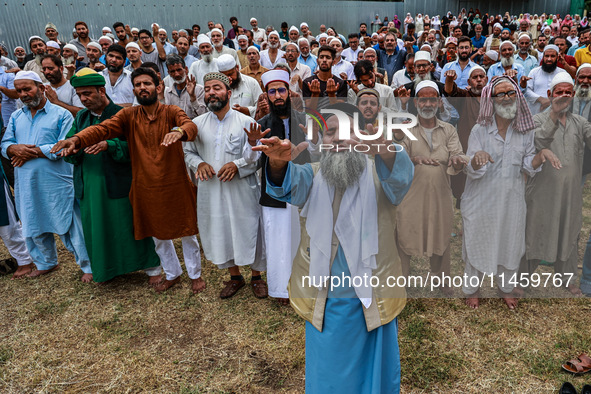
[520,76,531,89]
[307,79,321,96]
[252,136,308,162]
[444,70,457,81]
[244,123,271,146]
[186,74,197,98]
[326,78,340,96]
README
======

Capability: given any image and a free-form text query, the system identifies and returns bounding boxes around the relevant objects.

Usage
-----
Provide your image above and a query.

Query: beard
[107,63,123,73]
[63,57,75,66]
[269,95,291,117]
[174,74,187,85]
[417,106,438,119]
[575,85,591,100]
[136,90,158,106]
[494,101,517,119]
[470,86,483,95]
[46,72,62,85]
[541,61,558,73]
[319,150,367,191]
[205,93,229,112]
[458,52,470,61]
[34,54,43,65]
[500,56,514,67]
[269,42,280,49]
[201,54,213,63]
[229,72,241,89]
[413,72,432,88]
[22,91,43,108]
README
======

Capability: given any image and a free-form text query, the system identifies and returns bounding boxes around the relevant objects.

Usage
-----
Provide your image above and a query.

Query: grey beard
[269,42,280,49]
[319,151,367,191]
[500,56,514,67]
[34,55,43,65]
[23,94,43,109]
[174,75,187,85]
[417,107,438,119]
[575,85,591,100]
[413,73,432,88]
[494,101,517,119]
[63,57,75,66]
[202,54,213,63]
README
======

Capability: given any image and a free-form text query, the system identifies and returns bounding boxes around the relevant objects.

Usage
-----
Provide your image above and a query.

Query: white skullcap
[468,65,486,78]
[364,47,376,54]
[298,37,309,46]
[246,45,259,53]
[300,22,309,29]
[102,27,112,33]
[414,51,431,63]
[420,44,431,50]
[28,35,43,42]
[268,30,279,39]
[159,28,167,34]
[415,80,439,95]
[87,42,102,51]
[217,54,237,71]
[371,33,378,38]
[261,69,290,87]
[63,43,78,53]
[494,23,503,29]
[197,34,212,47]
[499,40,514,50]
[543,44,559,54]
[317,33,328,40]
[46,41,60,49]
[250,17,257,23]
[576,63,591,77]
[518,32,531,40]
[14,70,43,83]
[237,35,248,41]
[99,36,113,43]
[131,27,139,33]
[549,72,574,91]
[289,26,299,33]
[14,46,25,51]
[326,36,336,43]
[126,42,141,50]
[485,50,499,61]
[210,28,223,36]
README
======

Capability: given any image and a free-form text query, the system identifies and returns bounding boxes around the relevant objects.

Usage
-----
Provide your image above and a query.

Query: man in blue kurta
[253,103,414,393]
[1,71,92,282]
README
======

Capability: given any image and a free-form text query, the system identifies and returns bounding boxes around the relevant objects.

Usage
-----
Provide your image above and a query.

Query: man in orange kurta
[52,67,204,294]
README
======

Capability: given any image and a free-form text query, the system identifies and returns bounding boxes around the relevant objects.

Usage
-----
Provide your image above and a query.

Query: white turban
[217,54,237,72]
[14,71,43,83]
[549,72,574,92]
[261,69,290,88]
[494,23,503,30]
[415,80,439,95]
[250,17,257,23]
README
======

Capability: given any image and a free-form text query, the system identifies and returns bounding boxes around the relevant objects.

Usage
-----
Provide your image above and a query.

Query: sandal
[562,353,591,375]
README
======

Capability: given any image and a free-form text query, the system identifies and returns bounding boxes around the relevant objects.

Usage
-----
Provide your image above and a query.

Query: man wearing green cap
[65,68,161,284]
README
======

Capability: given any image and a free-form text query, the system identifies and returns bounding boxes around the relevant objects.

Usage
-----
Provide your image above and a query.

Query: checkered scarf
[476,76,535,134]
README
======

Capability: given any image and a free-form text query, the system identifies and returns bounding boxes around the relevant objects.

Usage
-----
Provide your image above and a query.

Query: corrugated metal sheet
[0,0,570,57]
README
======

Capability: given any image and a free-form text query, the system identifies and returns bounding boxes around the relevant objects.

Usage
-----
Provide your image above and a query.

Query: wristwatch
[172,127,185,137]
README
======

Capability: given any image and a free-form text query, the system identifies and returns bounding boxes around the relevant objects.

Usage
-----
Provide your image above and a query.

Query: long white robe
[524,66,564,114]
[184,110,264,268]
[188,59,219,86]
[230,74,262,118]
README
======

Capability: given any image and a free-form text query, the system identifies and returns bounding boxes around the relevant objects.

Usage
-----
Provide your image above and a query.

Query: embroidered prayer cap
[414,51,431,63]
[70,67,106,88]
[197,34,212,47]
[45,23,58,32]
[203,72,231,88]
[356,87,380,99]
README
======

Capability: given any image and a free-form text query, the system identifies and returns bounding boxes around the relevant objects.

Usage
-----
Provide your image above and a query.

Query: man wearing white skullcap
[2,71,93,281]
[46,41,61,56]
[297,37,317,73]
[156,28,175,55]
[523,44,564,114]
[184,71,266,300]
[300,22,314,43]
[514,33,539,76]
[250,17,266,45]
[487,40,524,83]
[240,46,269,90]
[23,37,48,82]
[217,54,262,117]
[236,35,250,68]
[188,35,219,85]
[84,41,105,72]
[283,42,311,95]
[259,31,285,69]
[288,26,300,43]
[395,78,468,293]
[521,71,591,297]
[102,27,112,35]
[209,28,240,66]
[124,42,143,72]
[483,22,503,51]
[62,43,80,73]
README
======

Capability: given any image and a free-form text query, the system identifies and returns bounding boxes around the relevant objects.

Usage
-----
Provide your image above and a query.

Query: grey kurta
[525,112,591,262]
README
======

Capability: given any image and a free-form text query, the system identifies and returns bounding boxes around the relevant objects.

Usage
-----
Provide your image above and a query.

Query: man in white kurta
[217,54,262,118]
[461,76,556,310]
[184,72,266,299]
[188,35,219,86]
[524,45,563,114]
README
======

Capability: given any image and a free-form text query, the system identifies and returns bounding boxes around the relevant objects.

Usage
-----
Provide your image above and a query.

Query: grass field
[1,186,591,393]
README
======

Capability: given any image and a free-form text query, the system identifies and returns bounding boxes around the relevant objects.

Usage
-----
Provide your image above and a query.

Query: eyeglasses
[415,63,431,70]
[493,90,517,98]
[268,87,288,96]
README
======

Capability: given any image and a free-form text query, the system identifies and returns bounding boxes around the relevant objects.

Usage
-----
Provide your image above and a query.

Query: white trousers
[0,182,33,266]
[151,236,202,281]
[262,204,300,298]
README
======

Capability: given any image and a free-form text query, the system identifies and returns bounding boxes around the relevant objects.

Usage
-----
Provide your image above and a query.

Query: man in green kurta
[65,68,160,284]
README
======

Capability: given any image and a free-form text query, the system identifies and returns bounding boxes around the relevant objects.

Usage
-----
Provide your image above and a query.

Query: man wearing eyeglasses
[284,43,311,96]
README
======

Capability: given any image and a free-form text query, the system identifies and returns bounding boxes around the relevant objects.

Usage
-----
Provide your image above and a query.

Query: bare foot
[81,273,93,283]
[191,277,206,294]
[277,297,290,306]
[465,296,479,309]
[499,290,518,310]
[148,275,163,287]
[567,285,583,296]
[11,263,34,280]
[27,265,60,278]
[155,276,181,293]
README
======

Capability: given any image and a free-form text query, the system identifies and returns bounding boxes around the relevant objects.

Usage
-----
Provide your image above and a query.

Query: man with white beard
[250,18,266,45]
[253,101,414,393]
[189,35,219,85]
[236,35,250,68]
[461,76,560,310]
[184,72,267,300]
[394,81,468,296]
[157,28,175,55]
[216,54,262,117]
[486,41,524,83]
[164,54,206,118]
[329,38,355,81]
[260,31,285,69]
[210,28,240,66]
[522,45,564,114]
[519,72,591,297]
[23,37,48,83]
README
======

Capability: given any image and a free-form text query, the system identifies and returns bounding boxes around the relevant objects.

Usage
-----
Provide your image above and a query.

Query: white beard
[575,85,591,100]
[174,75,187,85]
[319,151,367,191]
[413,73,432,88]
[269,42,280,49]
[494,101,517,119]
[500,56,514,67]
[202,54,213,63]
[417,107,438,119]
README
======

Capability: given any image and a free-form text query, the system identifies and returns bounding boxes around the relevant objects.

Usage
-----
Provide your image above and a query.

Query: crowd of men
[1,9,591,393]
